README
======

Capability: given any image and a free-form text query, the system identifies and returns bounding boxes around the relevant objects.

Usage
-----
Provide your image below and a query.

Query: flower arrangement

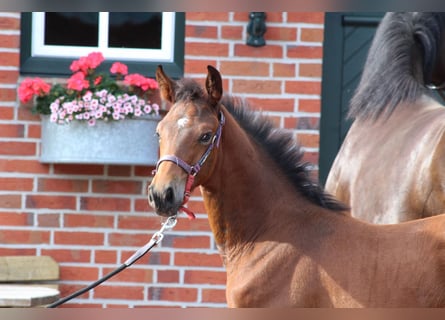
[18,52,160,126]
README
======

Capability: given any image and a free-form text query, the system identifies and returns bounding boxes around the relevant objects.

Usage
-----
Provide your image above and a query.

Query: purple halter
[152,111,225,219]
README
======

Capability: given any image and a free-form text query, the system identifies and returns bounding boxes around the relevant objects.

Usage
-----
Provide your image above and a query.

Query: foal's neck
[200,109,307,259]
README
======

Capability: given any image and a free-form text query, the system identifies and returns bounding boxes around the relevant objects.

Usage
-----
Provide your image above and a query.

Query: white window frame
[31,12,176,62]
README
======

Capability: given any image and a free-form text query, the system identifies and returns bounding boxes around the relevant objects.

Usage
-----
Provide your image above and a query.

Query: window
[20,12,185,78]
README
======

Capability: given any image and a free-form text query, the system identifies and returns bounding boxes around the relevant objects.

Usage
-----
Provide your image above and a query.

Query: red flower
[67,72,90,91]
[110,62,128,76]
[70,52,105,75]
[18,77,51,103]
[124,73,159,91]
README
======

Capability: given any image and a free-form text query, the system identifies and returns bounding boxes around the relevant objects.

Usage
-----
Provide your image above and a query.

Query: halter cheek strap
[153,111,225,219]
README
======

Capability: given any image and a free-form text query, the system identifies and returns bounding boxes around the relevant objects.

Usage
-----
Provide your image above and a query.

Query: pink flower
[124,73,158,91]
[110,62,128,76]
[94,76,102,86]
[85,52,104,69]
[67,72,90,91]
[18,77,51,103]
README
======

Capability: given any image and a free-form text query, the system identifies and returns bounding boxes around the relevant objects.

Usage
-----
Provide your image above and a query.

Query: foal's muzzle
[148,183,182,217]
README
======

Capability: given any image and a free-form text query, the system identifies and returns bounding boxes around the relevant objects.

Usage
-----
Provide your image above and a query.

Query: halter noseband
[153,111,225,219]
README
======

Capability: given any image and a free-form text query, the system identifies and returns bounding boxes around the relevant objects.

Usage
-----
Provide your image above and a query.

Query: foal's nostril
[164,187,174,204]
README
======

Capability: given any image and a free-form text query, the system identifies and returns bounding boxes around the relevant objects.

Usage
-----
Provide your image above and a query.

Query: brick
[117,215,160,230]
[219,61,269,77]
[202,288,227,303]
[134,165,156,177]
[186,42,229,57]
[299,63,322,78]
[297,133,320,148]
[27,123,41,138]
[234,44,283,58]
[285,80,321,95]
[0,248,37,256]
[186,25,218,38]
[17,106,40,121]
[103,267,153,283]
[287,45,323,59]
[301,27,324,43]
[53,164,104,175]
[185,200,207,214]
[54,231,104,245]
[94,285,144,300]
[264,12,285,23]
[273,63,296,78]
[60,266,99,281]
[134,198,152,212]
[287,12,325,24]
[299,99,321,113]
[38,178,88,193]
[41,248,91,263]
[0,141,36,156]
[247,98,295,113]
[170,235,211,249]
[265,26,297,42]
[0,34,19,49]
[232,79,281,94]
[64,213,114,228]
[0,69,18,83]
[157,270,180,283]
[232,12,249,22]
[285,117,320,130]
[148,286,198,302]
[302,151,319,165]
[0,52,19,67]
[92,180,142,195]
[80,197,130,212]
[0,212,32,226]
[221,26,243,40]
[184,59,218,75]
[0,17,20,30]
[108,232,150,247]
[174,252,223,267]
[37,213,60,227]
[184,270,227,285]
[0,177,33,191]
[59,284,89,300]
[108,165,132,177]
[0,230,50,244]
[0,159,49,174]
[120,250,171,266]
[0,106,14,120]
[0,194,21,208]
[186,12,229,22]
[94,250,117,264]
[26,195,76,210]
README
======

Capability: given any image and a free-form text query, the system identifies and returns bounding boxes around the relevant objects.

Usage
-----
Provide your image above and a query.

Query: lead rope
[46,216,177,308]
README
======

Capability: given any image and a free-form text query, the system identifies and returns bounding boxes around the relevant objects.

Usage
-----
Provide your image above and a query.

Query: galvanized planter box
[40,115,160,165]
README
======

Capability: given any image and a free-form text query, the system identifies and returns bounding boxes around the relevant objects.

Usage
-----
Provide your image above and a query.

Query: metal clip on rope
[47,216,177,308]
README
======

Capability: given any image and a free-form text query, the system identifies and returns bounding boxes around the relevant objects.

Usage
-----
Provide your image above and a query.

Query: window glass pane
[44,13,99,47]
[108,13,162,49]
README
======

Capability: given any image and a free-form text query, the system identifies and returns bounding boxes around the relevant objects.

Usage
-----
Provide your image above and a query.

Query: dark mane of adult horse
[149,65,445,307]
[326,12,445,224]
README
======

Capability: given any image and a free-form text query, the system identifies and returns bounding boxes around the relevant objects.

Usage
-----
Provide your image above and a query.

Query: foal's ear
[205,65,223,108]
[155,65,176,103]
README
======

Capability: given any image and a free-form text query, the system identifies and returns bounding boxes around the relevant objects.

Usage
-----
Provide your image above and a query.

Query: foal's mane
[222,96,348,213]
[349,12,445,121]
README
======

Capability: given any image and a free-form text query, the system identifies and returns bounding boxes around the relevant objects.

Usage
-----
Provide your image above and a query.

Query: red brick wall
[0,12,324,307]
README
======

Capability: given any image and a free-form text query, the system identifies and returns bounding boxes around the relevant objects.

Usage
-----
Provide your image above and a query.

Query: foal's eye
[199,132,213,144]
[155,131,161,140]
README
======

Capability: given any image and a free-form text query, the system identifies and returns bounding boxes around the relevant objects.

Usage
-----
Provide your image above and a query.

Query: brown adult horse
[326,12,445,224]
[148,65,445,307]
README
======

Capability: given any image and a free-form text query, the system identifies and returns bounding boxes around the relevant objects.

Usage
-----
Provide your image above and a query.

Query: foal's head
[148,65,224,218]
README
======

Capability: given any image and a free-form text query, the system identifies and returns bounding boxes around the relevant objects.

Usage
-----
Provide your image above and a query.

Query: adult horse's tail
[348,12,445,121]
